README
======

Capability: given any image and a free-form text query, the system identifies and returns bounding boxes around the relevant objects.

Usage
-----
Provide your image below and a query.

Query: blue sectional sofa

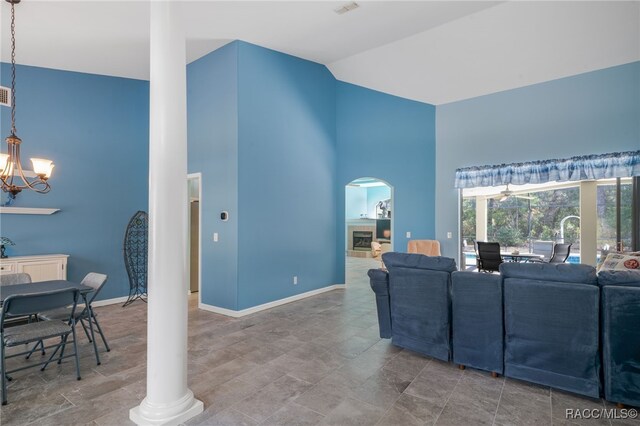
[451,271,503,376]
[372,252,457,361]
[599,270,640,407]
[500,263,601,398]
[369,252,640,406]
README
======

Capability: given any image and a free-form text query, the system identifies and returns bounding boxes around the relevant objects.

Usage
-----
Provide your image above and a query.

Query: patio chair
[549,243,572,263]
[531,241,554,261]
[39,273,110,365]
[1,288,81,405]
[529,243,572,264]
[477,242,503,273]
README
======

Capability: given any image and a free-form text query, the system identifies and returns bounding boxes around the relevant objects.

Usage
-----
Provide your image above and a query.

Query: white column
[130,2,203,425]
[476,196,488,242]
[580,181,598,266]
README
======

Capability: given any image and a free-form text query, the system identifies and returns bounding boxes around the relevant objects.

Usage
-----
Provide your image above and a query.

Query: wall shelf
[0,207,60,215]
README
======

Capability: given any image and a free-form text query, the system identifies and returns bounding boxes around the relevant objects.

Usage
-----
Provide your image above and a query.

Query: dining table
[500,252,545,263]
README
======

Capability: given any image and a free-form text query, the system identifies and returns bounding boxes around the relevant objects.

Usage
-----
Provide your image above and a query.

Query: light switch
[406,231,411,238]
[213,233,219,242]
[447,232,452,239]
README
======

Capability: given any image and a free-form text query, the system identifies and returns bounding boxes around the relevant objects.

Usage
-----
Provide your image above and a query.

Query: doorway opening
[187,173,202,300]
[345,177,393,274]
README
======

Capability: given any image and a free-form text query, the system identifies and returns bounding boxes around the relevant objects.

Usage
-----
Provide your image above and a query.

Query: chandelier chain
[10,1,17,135]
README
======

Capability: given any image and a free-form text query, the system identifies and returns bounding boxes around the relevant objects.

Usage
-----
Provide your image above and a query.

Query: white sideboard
[0,254,69,282]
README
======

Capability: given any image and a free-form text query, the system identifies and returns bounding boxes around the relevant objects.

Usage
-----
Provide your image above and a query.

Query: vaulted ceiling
[1,1,638,105]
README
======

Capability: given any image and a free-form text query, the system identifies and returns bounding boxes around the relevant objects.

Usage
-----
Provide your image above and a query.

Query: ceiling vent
[0,86,10,107]
[334,2,359,15]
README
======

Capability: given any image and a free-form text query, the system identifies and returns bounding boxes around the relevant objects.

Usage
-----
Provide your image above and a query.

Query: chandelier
[1,0,53,201]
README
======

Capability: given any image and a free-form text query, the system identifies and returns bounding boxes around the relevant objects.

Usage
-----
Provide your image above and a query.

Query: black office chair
[477,242,503,273]
[549,243,572,263]
[1,288,82,405]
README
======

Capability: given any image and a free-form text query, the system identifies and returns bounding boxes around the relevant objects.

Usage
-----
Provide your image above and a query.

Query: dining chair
[0,273,32,286]
[1,288,81,405]
[39,273,110,365]
[477,242,503,273]
[0,273,41,352]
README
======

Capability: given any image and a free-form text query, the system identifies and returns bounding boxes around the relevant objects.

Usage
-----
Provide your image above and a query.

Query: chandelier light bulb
[0,153,9,177]
[30,158,54,179]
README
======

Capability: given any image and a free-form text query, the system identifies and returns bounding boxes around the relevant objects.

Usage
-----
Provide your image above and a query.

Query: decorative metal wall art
[123,211,148,307]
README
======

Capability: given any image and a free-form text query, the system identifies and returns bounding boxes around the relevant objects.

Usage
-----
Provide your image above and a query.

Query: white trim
[187,173,202,306]
[199,284,346,318]
[0,207,60,215]
[91,296,129,307]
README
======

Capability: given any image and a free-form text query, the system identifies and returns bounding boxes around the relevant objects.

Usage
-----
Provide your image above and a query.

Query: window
[461,178,638,268]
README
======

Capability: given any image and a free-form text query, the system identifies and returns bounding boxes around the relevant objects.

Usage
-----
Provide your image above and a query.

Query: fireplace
[353,231,373,251]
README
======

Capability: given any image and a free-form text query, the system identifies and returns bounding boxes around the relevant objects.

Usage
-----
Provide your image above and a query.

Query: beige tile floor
[0,257,633,426]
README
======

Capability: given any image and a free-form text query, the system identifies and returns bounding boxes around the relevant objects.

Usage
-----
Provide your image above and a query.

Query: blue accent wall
[436,61,640,260]
[0,64,149,301]
[236,42,338,310]
[345,186,367,219]
[336,82,436,282]
[187,42,239,310]
[187,42,339,311]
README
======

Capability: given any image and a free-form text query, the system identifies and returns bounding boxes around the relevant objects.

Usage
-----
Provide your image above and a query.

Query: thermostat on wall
[220,211,229,221]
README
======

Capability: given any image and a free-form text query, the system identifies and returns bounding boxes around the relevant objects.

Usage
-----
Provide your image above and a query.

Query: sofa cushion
[597,270,640,288]
[382,252,457,272]
[500,263,597,285]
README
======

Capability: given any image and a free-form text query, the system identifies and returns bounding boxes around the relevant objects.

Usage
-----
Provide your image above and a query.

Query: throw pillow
[600,251,640,271]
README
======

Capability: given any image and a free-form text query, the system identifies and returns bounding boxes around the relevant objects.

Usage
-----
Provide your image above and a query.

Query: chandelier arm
[7,143,17,187]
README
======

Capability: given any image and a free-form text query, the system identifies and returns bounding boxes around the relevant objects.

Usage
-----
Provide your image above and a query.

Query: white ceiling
[1,1,638,105]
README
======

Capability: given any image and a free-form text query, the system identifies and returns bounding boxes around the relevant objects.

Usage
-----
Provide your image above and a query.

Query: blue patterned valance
[455,151,640,189]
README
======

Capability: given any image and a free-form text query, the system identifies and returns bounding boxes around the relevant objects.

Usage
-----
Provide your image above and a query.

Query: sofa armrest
[368,268,391,338]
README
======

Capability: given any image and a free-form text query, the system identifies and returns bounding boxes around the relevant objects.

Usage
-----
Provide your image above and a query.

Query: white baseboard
[199,284,346,318]
[91,296,129,307]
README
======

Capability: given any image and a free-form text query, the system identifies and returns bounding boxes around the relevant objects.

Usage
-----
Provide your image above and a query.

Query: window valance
[454,151,640,189]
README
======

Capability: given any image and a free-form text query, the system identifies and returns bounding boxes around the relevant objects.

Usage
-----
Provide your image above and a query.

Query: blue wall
[187,42,239,310]
[345,186,367,219]
[336,82,436,282]
[436,61,640,260]
[236,42,338,310]
[188,42,339,311]
[0,64,149,300]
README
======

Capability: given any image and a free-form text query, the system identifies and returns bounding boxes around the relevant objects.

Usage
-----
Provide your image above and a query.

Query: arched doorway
[345,177,394,278]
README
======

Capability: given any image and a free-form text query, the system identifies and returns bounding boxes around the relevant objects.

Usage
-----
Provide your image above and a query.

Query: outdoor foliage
[462,182,633,251]
[463,187,581,250]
